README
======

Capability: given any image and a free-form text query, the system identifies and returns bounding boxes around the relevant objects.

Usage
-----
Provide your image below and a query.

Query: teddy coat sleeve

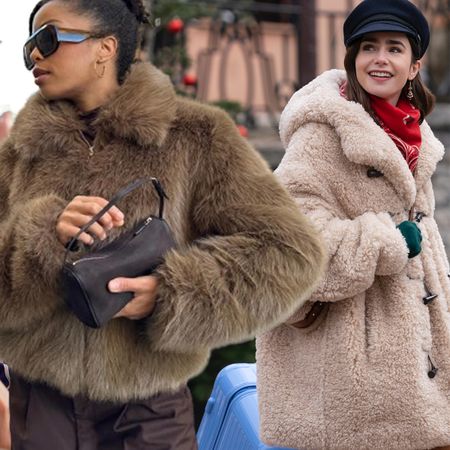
[0,138,67,330]
[147,110,326,351]
[276,123,409,303]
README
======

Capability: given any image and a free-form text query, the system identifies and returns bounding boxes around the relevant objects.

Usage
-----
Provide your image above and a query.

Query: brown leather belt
[291,301,328,329]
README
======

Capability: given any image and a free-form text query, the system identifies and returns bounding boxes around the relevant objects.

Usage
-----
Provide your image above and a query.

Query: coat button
[428,355,438,378]
[367,168,383,178]
[415,212,425,222]
[423,293,438,305]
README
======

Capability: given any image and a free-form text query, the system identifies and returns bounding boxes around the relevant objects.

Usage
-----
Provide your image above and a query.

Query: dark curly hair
[29,0,150,83]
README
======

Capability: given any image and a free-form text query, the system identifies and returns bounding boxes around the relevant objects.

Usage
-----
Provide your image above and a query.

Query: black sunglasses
[23,24,103,70]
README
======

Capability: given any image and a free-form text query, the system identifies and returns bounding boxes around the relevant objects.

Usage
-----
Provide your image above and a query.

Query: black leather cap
[343,0,429,58]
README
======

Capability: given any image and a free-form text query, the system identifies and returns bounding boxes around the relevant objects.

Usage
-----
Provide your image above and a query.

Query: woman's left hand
[109,275,159,320]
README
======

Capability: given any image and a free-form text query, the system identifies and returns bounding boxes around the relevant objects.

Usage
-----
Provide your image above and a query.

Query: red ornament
[183,73,198,86]
[167,18,184,34]
[237,125,249,138]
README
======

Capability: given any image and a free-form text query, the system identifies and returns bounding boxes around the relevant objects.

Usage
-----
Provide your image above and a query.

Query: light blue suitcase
[197,363,294,450]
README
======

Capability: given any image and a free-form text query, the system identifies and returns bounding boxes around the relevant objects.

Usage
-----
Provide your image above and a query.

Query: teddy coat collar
[13,62,177,160]
[279,69,444,208]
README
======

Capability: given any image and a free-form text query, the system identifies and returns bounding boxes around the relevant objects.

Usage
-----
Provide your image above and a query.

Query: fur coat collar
[12,62,177,159]
[279,69,444,207]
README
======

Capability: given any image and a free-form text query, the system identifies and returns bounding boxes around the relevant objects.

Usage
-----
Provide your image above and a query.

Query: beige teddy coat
[0,63,325,402]
[257,70,450,450]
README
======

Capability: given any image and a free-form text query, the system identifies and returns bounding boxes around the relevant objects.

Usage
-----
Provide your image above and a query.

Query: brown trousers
[10,373,197,450]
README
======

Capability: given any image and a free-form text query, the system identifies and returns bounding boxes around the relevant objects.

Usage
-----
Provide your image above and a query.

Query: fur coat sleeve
[0,137,67,329]
[147,110,325,351]
[276,123,410,303]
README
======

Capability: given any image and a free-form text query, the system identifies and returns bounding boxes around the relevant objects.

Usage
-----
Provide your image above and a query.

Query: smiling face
[355,31,421,106]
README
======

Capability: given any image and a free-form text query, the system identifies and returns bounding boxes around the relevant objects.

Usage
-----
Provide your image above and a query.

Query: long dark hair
[344,36,435,123]
[29,0,150,83]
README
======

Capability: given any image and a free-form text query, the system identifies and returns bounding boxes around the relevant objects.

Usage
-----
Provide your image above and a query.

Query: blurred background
[142,0,450,162]
[1,0,450,427]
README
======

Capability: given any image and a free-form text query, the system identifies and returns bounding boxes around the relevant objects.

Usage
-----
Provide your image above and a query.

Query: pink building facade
[184,0,447,117]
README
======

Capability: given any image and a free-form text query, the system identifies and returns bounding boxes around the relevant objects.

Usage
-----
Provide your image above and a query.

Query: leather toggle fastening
[415,212,425,222]
[423,293,438,305]
[367,168,383,178]
[428,355,438,379]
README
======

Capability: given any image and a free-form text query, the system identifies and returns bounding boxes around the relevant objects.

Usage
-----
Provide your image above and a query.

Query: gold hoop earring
[94,61,106,79]
[407,80,414,100]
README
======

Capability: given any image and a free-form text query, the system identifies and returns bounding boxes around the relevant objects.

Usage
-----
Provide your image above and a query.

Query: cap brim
[346,21,418,46]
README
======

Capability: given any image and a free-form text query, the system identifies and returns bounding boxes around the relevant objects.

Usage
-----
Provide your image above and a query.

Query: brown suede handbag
[61,178,175,328]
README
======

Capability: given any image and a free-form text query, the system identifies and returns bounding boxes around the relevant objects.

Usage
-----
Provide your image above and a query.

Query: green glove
[397,221,422,258]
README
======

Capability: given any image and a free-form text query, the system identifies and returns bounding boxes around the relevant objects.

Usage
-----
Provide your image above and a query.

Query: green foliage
[211,100,243,121]
[153,44,191,80]
[152,0,212,27]
[189,339,256,427]
[150,0,209,91]
[150,0,251,111]
[151,0,255,26]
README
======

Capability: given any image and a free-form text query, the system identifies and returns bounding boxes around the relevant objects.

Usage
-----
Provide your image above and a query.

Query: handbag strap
[64,177,168,254]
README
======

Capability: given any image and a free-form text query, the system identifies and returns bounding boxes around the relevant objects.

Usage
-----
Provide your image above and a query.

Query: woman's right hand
[56,196,124,247]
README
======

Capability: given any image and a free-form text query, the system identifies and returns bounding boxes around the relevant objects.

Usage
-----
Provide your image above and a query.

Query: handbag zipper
[70,217,153,266]
[134,217,153,235]
[71,255,110,266]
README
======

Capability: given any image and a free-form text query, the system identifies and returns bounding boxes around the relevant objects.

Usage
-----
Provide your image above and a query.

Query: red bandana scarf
[369,94,421,173]
[339,82,422,173]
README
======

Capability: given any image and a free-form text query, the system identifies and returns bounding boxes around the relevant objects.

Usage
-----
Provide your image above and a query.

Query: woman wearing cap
[257,0,450,449]
[0,0,326,448]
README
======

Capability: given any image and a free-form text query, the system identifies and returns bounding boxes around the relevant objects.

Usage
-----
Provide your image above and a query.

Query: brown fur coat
[0,63,324,402]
